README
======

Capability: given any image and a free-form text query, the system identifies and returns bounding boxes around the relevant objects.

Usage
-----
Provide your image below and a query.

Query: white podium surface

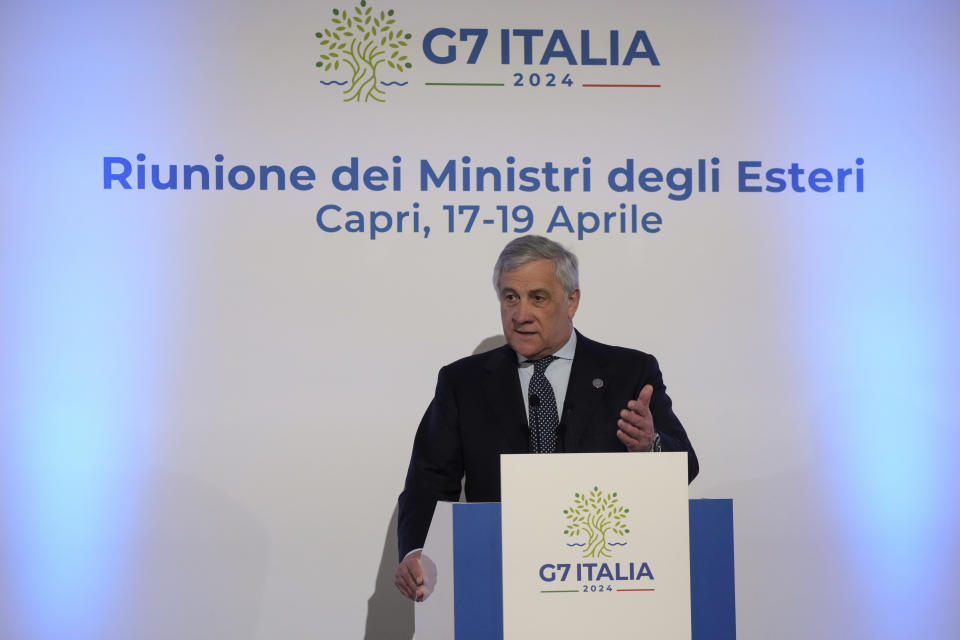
[501,452,691,640]
[413,501,454,640]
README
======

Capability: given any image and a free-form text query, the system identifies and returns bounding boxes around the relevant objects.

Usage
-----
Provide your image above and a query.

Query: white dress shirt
[516,329,577,422]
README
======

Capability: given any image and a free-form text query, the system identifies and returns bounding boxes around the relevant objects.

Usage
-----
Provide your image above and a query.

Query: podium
[415,454,735,639]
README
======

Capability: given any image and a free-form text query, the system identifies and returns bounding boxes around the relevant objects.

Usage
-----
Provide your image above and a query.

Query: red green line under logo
[422,82,660,88]
[425,82,505,86]
[539,588,656,593]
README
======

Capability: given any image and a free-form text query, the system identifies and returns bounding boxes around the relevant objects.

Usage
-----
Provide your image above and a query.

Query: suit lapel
[482,345,529,453]
[561,332,609,451]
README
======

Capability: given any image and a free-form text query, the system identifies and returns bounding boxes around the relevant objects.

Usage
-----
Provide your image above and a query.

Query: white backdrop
[2,1,959,639]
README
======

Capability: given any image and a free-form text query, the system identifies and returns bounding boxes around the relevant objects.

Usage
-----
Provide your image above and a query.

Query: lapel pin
[592,378,604,389]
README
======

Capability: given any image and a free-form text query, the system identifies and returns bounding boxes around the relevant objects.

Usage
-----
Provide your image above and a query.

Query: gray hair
[492,235,580,296]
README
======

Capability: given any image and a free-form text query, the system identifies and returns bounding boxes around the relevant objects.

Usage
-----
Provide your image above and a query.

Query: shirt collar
[516,329,577,365]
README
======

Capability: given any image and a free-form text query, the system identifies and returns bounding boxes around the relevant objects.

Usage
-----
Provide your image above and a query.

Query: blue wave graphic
[608,542,628,547]
[565,542,586,547]
[318,80,348,86]
[381,81,408,86]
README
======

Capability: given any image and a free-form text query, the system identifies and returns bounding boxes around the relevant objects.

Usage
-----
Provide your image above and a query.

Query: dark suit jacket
[397,331,698,559]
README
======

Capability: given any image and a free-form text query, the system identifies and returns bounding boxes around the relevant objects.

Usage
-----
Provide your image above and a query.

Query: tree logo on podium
[563,486,630,558]
[314,0,413,103]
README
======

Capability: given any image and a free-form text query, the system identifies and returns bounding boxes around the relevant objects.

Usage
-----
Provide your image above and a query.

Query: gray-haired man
[395,235,698,601]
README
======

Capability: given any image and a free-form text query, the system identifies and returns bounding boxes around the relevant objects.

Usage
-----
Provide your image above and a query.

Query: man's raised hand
[616,384,655,452]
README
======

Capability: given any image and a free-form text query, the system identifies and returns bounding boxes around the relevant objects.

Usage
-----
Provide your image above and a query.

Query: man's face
[499,258,580,360]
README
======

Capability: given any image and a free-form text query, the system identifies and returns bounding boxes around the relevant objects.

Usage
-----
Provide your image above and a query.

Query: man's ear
[567,289,580,318]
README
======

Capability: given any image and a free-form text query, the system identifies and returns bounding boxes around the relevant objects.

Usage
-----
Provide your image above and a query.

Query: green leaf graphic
[561,487,631,559]
[313,1,413,103]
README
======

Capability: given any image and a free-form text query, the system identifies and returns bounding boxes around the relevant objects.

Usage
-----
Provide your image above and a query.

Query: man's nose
[512,299,534,323]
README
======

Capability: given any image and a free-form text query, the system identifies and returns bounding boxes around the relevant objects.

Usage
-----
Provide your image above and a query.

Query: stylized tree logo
[563,487,630,559]
[314,0,412,103]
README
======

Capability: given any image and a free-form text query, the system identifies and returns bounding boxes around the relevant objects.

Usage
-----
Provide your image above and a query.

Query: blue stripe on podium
[690,499,737,639]
[453,502,504,640]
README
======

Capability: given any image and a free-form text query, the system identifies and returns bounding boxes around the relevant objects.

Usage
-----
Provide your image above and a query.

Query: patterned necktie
[528,355,559,453]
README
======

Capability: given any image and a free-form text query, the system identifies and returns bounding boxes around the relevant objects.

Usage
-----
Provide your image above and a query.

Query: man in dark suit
[395,236,698,601]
